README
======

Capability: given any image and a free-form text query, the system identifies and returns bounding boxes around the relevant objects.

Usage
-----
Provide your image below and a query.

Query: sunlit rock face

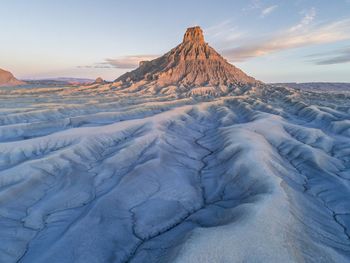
[114,27,260,95]
[0,68,26,86]
[182,26,205,43]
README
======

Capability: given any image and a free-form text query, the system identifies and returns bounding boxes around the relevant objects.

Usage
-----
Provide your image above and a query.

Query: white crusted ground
[0,83,349,262]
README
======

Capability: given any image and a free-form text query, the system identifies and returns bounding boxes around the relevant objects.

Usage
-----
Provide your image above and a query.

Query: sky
[1,0,350,82]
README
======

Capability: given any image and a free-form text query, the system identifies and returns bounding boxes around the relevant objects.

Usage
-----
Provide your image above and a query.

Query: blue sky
[1,0,350,82]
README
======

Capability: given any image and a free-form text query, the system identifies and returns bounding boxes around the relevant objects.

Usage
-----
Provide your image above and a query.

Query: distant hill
[0,68,26,86]
[25,77,94,86]
[272,82,350,92]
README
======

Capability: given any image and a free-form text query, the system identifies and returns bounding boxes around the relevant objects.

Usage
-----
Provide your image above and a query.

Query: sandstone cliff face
[0,68,26,87]
[115,26,260,95]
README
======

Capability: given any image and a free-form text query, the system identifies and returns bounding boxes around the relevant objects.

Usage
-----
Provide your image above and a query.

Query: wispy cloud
[244,0,277,17]
[261,5,278,17]
[243,0,262,11]
[308,46,350,65]
[222,8,350,61]
[103,55,158,69]
[289,8,316,32]
[79,55,159,69]
[205,20,244,46]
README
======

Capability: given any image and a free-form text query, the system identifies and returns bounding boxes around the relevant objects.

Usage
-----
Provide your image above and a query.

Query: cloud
[205,20,244,46]
[222,8,350,62]
[289,8,316,32]
[243,0,262,11]
[308,47,350,65]
[103,55,158,69]
[80,55,159,70]
[244,1,277,17]
[261,5,278,17]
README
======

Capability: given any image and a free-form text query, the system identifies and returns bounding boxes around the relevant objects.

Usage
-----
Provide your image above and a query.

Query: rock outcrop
[94,77,104,84]
[114,26,260,95]
[0,68,26,87]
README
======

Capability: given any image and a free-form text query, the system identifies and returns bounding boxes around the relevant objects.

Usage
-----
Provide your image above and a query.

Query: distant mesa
[0,68,26,87]
[94,77,105,84]
[25,77,94,86]
[114,26,260,95]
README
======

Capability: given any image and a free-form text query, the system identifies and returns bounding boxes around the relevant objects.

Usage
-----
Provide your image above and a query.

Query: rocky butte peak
[114,26,261,96]
[94,77,104,84]
[0,68,26,87]
[183,26,205,44]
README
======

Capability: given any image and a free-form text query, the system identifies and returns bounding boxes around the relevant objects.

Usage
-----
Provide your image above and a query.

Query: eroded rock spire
[182,26,205,44]
[115,26,260,95]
